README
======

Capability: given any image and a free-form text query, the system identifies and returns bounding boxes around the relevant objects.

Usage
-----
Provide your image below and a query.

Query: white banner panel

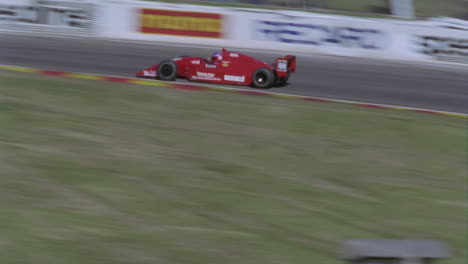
[3,0,466,65]
[0,0,98,35]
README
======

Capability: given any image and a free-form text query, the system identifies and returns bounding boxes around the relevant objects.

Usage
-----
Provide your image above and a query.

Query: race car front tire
[252,68,275,89]
[158,60,178,81]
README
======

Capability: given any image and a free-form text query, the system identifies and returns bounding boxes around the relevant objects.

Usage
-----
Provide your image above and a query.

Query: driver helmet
[212,52,222,62]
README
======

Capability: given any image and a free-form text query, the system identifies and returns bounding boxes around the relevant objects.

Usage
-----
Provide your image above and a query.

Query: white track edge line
[1,64,466,117]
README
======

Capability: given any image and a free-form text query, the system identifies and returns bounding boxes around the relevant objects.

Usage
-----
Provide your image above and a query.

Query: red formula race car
[136,48,296,89]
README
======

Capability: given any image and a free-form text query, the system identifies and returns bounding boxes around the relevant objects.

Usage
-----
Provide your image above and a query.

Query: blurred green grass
[0,70,466,264]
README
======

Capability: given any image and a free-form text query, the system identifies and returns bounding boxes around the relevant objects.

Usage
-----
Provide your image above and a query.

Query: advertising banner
[140,9,223,38]
[251,18,391,51]
[0,0,96,34]
[413,35,468,63]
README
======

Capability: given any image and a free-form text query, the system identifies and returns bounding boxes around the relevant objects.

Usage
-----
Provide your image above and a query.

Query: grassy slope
[0,70,466,264]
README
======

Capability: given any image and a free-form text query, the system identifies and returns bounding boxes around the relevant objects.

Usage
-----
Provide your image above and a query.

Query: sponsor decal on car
[143,70,156,77]
[224,75,245,82]
[205,64,217,68]
[192,72,221,81]
[191,60,201,64]
[229,53,239,57]
[276,60,288,72]
[140,9,223,38]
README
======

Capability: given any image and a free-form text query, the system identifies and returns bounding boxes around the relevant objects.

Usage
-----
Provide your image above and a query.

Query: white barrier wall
[0,0,98,35]
[233,12,416,60]
[406,26,468,64]
[97,0,467,64]
[1,0,467,64]
[98,1,235,47]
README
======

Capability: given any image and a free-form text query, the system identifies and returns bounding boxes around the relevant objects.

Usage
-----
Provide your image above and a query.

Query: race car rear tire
[252,68,275,89]
[158,60,177,81]
[277,72,290,86]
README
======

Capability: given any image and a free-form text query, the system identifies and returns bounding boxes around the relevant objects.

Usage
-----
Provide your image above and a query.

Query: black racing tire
[252,67,275,89]
[157,60,178,81]
[277,72,290,86]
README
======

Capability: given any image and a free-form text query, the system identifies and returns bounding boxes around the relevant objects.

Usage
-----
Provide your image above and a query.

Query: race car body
[136,48,296,89]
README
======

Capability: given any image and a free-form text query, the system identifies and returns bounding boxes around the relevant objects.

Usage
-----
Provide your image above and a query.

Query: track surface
[1,34,467,113]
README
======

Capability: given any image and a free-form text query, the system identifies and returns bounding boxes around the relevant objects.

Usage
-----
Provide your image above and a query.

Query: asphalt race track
[1,34,467,114]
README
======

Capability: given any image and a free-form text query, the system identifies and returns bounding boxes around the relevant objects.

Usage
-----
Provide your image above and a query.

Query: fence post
[389,0,415,19]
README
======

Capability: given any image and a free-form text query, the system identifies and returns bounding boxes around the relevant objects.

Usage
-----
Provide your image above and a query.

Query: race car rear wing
[275,55,296,77]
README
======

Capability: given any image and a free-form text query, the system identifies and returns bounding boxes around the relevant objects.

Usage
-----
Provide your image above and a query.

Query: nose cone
[136,65,158,78]
[136,70,145,78]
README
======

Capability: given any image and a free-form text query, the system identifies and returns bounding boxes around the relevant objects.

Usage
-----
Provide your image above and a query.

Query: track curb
[1,65,466,119]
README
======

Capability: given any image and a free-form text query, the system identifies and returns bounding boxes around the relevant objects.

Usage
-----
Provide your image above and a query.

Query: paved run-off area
[0,69,466,264]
